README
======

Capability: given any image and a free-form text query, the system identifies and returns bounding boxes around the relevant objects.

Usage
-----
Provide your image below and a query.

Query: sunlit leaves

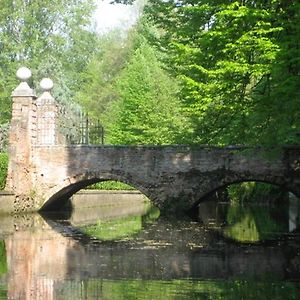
[75,30,132,119]
[104,35,186,145]
[144,0,300,146]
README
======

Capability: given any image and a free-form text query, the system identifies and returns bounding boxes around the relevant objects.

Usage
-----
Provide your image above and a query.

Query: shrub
[0,153,8,190]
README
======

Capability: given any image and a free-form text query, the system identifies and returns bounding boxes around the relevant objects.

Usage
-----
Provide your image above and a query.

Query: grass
[88,180,135,191]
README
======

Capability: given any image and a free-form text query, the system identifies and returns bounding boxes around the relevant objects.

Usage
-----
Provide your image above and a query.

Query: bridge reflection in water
[0,193,299,299]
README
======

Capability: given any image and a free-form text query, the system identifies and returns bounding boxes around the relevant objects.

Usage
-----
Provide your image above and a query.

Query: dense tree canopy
[143,0,300,146]
[103,33,186,144]
[1,0,299,148]
[76,30,134,119]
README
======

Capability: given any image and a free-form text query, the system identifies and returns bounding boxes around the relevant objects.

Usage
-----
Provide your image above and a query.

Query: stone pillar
[5,67,37,212]
[36,78,59,145]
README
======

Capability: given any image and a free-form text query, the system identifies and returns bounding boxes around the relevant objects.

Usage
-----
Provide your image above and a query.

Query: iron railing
[58,111,104,145]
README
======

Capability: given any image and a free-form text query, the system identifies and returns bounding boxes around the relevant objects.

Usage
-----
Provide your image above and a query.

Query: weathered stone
[0,191,15,214]
[32,145,300,213]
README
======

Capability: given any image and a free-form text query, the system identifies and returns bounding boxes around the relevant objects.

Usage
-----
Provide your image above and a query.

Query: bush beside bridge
[0,153,8,190]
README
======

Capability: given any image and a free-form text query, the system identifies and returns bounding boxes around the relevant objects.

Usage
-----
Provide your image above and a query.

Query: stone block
[0,192,15,214]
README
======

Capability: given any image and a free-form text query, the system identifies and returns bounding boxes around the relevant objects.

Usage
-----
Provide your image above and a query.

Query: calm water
[0,195,299,299]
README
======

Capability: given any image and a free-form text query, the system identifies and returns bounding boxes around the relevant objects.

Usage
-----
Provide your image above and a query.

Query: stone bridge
[4,68,300,213]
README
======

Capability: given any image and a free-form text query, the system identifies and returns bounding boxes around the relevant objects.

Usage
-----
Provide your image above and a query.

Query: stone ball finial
[16,67,32,82]
[40,78,54,92]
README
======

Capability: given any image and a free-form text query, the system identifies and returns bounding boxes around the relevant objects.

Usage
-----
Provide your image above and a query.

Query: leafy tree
[76,30,134,119]
[104,33,186,145]
[144,0,300,146]
[0,0,97,124]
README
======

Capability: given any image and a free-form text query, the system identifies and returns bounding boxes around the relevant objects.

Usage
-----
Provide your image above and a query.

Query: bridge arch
[40,171,154,211]
[194,179,291,205]
[186,172,299,210]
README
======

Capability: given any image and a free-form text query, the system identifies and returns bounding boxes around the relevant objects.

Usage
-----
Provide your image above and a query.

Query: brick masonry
[34,145,300,213]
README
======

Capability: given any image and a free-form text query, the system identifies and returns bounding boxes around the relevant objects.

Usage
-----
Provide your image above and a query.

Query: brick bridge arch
[40,168,152,211]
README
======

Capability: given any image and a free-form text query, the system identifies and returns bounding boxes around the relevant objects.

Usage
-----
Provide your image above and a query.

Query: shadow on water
[0,191,299,299]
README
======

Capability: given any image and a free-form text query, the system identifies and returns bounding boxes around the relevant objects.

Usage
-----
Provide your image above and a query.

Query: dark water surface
[0,195,299,299]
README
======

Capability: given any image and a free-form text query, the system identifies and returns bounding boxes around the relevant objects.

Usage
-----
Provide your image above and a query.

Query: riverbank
[71,190,145,208]
[0,189,149,216]
[67,190,150,226]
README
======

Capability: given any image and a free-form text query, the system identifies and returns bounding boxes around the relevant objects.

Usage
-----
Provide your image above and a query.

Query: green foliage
[142,206,160,223]
[62,278,300,300]
[225,206,260,243]
[103,31,187,145]
[76,30,134,120]
[81,215,142,240]
[0,0,97,125]
[0,153,8,190]
[0,241,7,275]
[227,182,287,203]
[224,204,286,243]
[144,0,300,146]
[88,180,135,190]
[1,0,298,150]
[80,202,159,240]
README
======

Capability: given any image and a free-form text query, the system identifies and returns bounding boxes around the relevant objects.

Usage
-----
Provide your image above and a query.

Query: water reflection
[47,279,300,300]
[198,195,300,243]
[0,194,299,299]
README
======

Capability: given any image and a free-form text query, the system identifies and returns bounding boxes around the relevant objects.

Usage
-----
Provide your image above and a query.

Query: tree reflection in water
[0,193,298,299]
[223,204,287,243]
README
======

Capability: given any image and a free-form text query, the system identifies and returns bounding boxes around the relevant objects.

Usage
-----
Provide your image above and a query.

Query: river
[0,192,299,299]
